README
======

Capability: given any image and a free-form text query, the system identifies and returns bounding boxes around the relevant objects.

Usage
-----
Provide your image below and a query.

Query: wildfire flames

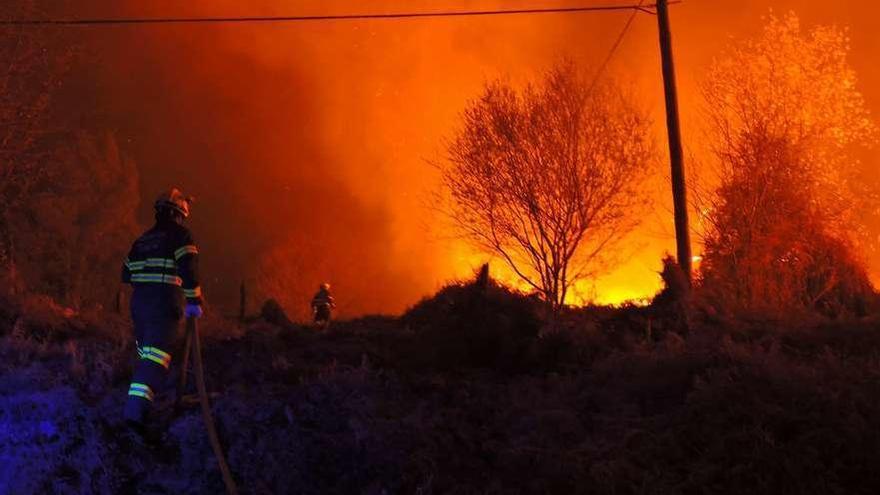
[28,0,880,313]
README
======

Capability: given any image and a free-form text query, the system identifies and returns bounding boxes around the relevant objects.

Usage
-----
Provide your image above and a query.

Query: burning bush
[698,13,879,317]
[700,225,878,318]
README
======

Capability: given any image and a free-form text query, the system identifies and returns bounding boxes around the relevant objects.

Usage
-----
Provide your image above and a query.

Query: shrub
[260,298,294,328]
[9,294,84,343]
[0,288,20,336]
[403,277,541,371]
[700,232,878,319]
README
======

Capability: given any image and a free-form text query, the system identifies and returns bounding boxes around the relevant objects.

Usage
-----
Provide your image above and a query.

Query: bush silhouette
[403,275,541,371]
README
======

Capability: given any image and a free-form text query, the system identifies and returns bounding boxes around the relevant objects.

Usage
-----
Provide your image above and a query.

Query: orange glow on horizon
[449,246,665,307]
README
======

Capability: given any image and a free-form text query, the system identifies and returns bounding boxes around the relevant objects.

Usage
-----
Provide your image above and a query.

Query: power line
[587,0,648,93]
[0,3,674,26]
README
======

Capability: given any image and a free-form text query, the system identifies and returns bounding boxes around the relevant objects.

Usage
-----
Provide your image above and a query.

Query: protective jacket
[311,288,334,325]
[122,219,203,309]
[121,217,202,424]
[311,288,334,308]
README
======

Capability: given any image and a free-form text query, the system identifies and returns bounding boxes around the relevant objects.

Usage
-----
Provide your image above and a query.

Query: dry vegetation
[1,272,878,494]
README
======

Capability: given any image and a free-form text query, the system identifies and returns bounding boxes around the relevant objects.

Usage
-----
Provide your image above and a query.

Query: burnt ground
[2,284,880,494]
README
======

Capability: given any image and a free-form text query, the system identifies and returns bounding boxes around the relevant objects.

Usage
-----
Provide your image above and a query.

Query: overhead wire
[586,0,649,94]
[0,2,676,26]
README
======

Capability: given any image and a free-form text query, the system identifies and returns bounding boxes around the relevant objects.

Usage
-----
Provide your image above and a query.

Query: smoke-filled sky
[37,0,880,314]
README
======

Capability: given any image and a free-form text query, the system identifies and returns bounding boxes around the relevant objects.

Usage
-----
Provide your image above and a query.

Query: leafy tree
[442,61,654,310]
[6,132,141,308]
[0,4,141,308]
[0,4,76,293]
[699,12,878,315]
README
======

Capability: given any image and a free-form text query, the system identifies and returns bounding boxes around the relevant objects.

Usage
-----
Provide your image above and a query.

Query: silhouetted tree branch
[443,61,654,310]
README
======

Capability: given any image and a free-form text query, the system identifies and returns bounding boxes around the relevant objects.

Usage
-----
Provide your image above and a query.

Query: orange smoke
[52,0,879,313]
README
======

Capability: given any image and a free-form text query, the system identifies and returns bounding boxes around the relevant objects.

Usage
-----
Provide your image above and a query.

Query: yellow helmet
[154,188,193,218]
[321,283,331,291]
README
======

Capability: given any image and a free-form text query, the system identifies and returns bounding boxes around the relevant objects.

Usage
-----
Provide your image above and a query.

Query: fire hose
[177,317,239,495]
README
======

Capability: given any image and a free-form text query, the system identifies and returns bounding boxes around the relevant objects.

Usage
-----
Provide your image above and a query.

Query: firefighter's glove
[185,303,203,319]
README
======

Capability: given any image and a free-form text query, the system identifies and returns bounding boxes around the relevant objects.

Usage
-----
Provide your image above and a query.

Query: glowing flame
[450,244,664,307]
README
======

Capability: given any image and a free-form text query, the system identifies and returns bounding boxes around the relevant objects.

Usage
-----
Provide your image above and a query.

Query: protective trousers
[123,312,179,424]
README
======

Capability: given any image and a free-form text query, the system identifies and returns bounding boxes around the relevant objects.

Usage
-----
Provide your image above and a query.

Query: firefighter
[121,188,203,438]
[311,282,335,328]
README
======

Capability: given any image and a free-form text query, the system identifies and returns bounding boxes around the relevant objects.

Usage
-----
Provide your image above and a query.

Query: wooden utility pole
[656,0,693,281]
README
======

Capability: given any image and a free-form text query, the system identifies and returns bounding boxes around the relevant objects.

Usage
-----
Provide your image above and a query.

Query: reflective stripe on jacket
[122,219,203,306]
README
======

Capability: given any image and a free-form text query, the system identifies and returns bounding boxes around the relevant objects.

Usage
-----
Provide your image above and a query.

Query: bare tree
[442,62,654,310]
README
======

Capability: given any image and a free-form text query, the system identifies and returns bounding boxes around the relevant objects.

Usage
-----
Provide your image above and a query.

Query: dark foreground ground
[1,283,880,495]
